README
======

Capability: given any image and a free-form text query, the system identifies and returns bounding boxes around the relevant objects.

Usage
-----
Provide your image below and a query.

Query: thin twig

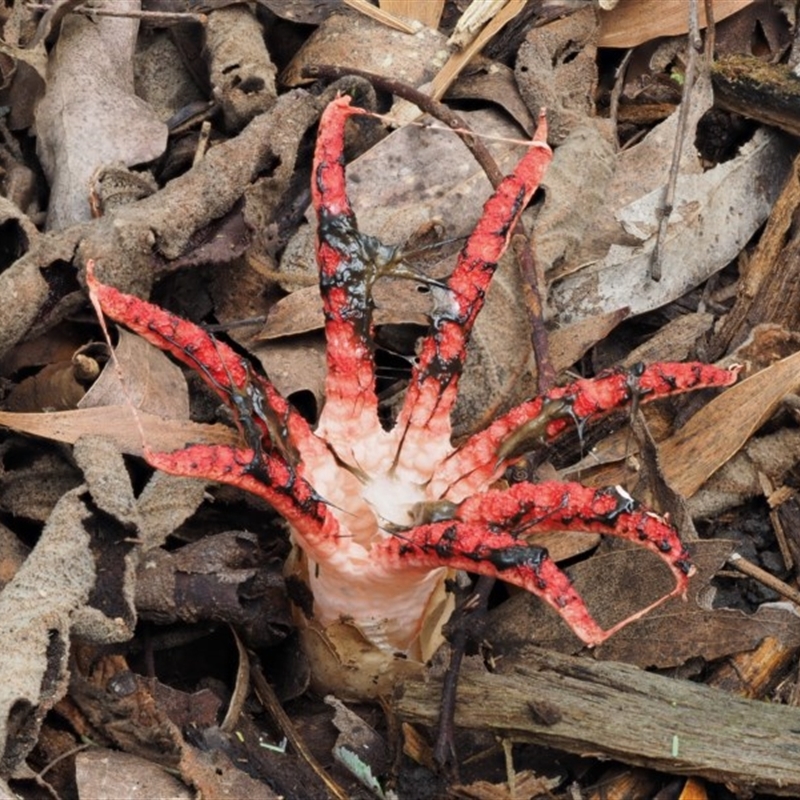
[609,48,634,146]
[704,0,716,60]
[649,0,703,281]
[26,2,206,26]
[35,743,92,780]
[433,575,495,776]
[727,552,800,607]
[250,655,350,800]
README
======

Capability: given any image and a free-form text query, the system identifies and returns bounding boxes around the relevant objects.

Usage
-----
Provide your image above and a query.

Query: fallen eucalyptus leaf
[0,406,239,457]
[281,12,445,87]
[549,126,793,324]
[598,0,755,48]
[660,349,800,498]
[79,329,190,420]
[689,428,800,519]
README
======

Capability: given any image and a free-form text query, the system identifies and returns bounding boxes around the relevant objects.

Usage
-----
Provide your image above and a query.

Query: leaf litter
[1,1,800,798]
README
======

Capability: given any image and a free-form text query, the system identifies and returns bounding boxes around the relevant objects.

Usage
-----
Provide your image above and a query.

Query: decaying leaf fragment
[597,0,755,47]
[75,750,193,800]
[661,347,800,498]
[488,538,800,670]
[0,427,211,773]
[204,3,277,130]
[35,0,167,229]
[0,489,97,774]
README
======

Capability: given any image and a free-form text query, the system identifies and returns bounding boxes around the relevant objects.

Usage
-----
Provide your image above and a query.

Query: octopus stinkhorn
[85,95,739,694]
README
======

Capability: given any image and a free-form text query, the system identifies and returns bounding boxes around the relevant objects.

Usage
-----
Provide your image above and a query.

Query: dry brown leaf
[0,197,46,361]
[69,651,185,766]
[594,542,800,667]
[259,284,429,340]
[255,0,344,25]
[0,406,239,456]
[0,489,98,774]
[598,0,755,48]
[75,750,193,800]
[79,329,189,420]
[177,739,283,800]
[252,337,327,411]
[0,446,81,524]
[258,285,327,340]
[281,12,445,87]
[447,60,537,135]
[560,69,706,255]
[380,0,444,28]
[533,123,617,277]
[35,0,167,229]
[343,0,418,32]
[5,357,93,412]
[69,649,281,797]
[689,427,800,518]
[621,312,715,367]
[1,324,94,382]
[514,8,600,145]
[489,539,800,669]
[714,2,790,58]
[661,350,800,498]
[380,0,444,30]
[547,309,630,371]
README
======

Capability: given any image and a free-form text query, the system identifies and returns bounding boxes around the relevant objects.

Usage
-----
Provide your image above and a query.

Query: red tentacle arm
[311,96,385,464]
[144,444,342,560]
[432,362,741,501]
[85,260,316,461]
[73,96,745,684]
[86,260,353,518]
[393,114,552,473]
[375,481,693,646]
